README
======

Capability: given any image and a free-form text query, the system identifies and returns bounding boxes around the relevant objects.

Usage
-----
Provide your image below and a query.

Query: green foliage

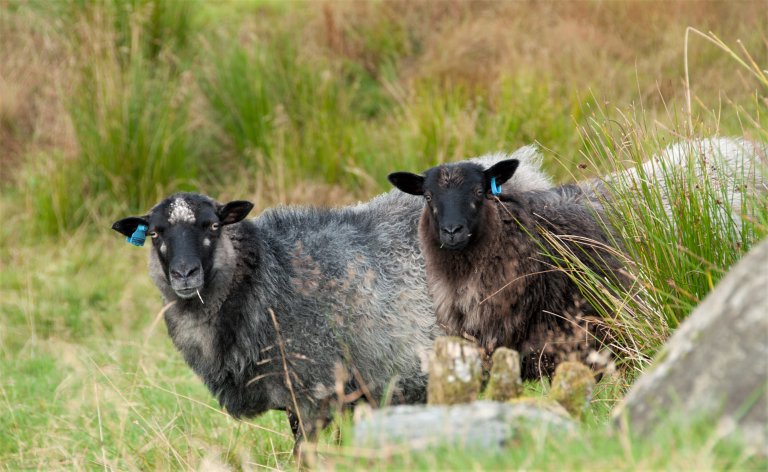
[539,110,768,373]
[21,1,204,231]
[199,32,376,187]
[74,0,198,65]
[69,56,199,214]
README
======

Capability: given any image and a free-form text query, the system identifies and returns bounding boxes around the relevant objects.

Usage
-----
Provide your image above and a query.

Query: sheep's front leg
[287,403,329,463]
[287,410,301,441]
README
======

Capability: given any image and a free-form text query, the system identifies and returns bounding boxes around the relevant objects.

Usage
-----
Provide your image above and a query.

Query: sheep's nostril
[172,265,199,279]
[441,225,463,236]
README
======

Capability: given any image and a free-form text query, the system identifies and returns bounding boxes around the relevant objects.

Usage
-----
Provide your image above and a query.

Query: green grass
[0,232,296,469]
[310,414,765,471]
[0,333,295,469]
[2,0,767,469]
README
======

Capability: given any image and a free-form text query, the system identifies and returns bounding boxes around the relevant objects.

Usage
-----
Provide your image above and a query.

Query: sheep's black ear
[388,172,425,196]
[218,200,254,225]
[112,216,149,238]
[484,159,520,190]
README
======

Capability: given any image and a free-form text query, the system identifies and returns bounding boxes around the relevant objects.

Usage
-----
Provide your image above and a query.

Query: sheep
[111,146,553,450]
[388,158,626,379]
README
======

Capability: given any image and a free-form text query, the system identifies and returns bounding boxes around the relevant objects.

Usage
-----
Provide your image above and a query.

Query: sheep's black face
[422,164,485,250]
[388,159,520,250]
[112,193,254,300]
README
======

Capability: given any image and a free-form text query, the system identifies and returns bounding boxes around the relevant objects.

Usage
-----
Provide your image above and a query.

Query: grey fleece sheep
[389,158,626,379]
[111,146,552,447]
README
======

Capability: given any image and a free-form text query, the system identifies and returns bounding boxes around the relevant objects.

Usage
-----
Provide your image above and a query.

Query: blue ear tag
[490,177,502,196]
[127,224,148,247]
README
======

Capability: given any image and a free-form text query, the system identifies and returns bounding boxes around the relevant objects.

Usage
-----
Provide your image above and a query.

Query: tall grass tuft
[24,1,202,235]
[540,107,768,376]
[199,32,376,188]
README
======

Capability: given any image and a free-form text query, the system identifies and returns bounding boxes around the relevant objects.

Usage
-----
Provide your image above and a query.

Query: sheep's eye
[149,231,159,239]
[474,188,484,198]
[425,194,432,203]
[211,222,220,231]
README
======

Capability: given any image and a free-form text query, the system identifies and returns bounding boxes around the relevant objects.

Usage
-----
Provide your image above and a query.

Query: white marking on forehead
[203,238,211,247]
[168,198,196,224]
[160,242,167,254]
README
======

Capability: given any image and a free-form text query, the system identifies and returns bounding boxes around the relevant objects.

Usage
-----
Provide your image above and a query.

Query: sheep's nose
[171,265,199,280]
[441,225,463,237]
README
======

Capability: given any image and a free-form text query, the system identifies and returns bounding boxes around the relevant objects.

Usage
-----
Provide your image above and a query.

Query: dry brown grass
[311,0,765,102]
[2,0,765,186]
[0,3,77,181]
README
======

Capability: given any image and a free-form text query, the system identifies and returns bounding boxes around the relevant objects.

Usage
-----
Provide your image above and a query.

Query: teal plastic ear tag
[490,177,502,196]
[127,224,148,247]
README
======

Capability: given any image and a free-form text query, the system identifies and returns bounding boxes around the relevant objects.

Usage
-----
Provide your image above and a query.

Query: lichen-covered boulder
[485,348,523,402]
[613,237,768,456]
[427,336,483,405]
[353,401,576,451]
[549,361,596,419]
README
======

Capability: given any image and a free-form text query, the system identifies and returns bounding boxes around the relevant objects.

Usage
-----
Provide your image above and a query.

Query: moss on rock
[507,397,572,419]
[485,348,523,402]
[427,336,483,405]
[549,361,595,419]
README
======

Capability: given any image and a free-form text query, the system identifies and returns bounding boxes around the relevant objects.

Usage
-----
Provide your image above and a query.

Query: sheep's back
[250,192,436,400]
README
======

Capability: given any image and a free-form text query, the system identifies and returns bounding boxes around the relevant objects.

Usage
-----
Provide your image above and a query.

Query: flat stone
[354,400,576,451]
[507,397,572,419]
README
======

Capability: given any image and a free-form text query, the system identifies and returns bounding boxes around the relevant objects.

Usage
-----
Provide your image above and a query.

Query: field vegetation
[1,0,766,469]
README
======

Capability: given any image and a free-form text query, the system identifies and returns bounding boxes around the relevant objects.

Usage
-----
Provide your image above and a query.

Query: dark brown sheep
[389,159,625,379]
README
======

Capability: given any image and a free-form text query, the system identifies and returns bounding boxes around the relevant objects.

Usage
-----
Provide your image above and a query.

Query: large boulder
[614,237,768,455]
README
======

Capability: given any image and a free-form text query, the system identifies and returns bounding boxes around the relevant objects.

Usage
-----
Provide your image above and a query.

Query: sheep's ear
[388,172,425,196]
[112,216,149,238]
[484,159,520,189]
[217,200,254,225]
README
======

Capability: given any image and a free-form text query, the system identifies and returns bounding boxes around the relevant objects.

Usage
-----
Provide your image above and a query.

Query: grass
[308,411,765,471]
[1,0,767,469]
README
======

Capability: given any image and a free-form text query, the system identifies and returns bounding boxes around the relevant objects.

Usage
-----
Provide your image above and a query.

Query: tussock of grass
[537,125,768,380]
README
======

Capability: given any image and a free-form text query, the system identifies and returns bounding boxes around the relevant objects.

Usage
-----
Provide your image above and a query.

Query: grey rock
[354,400,576,451]
[614,237,768,455]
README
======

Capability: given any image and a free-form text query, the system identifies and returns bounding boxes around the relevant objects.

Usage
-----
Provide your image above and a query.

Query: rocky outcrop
[614,238,768,455]
[351,338,605,451]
